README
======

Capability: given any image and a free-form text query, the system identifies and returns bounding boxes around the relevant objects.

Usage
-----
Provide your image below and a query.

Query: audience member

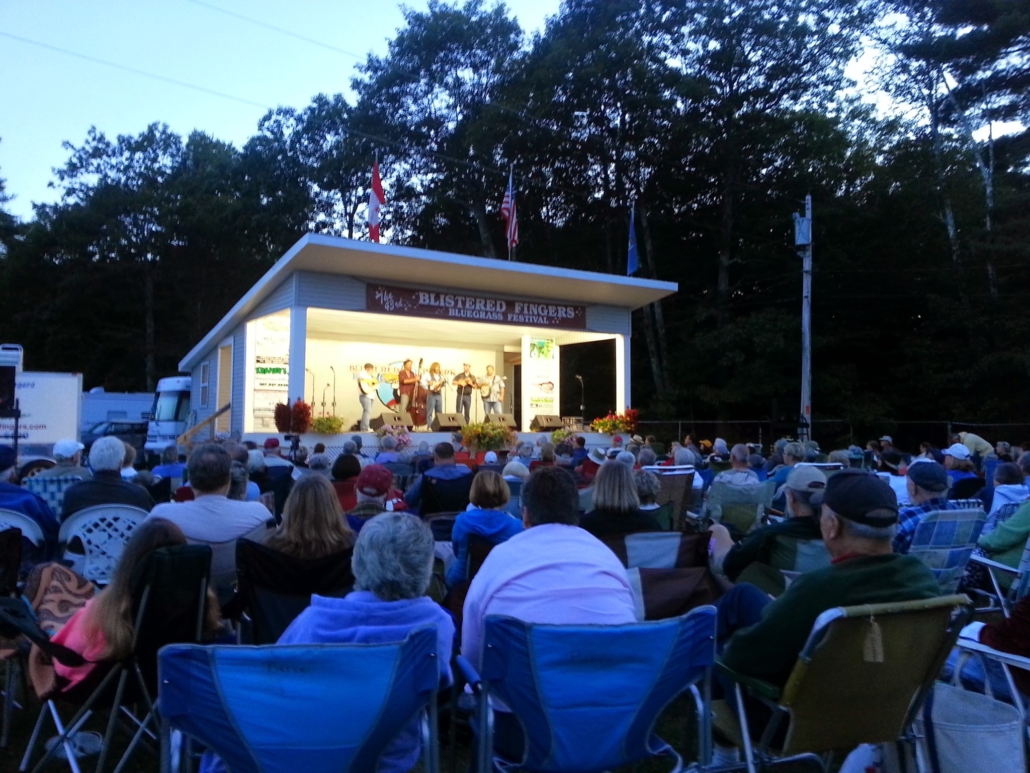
[879,435,896,455]
[63,436,155,521]
[35,439,91,480]
[711,466,828,590]
[262,438,293,469]
[580,461,660,538]
[150,445,186,482]
[227,462,250,501]
[331,453,362,483]
[892,460,956,554]
[304,453,333,477]
[226,444,260,501]
[638,447,657,467]
[770,442,804,488]
[710,438,730,461]
[712,444,760,486]
[0,445,58,561]
[266,474,355,559]
[120,442,138,479]
[718,470,939,694]
[374,435,401,464]
[403,443,472,513]
[956,431,993,461]
[614,450,637,468]
[571,436,588,466]
[977,499,1030,582]
[462,466,635,760]
[764,438,789,473]
[577,446,605,481]
[446,472,522,587]
[51,518,222,690]
[943,443,978,485]
[986,462,1029,522]
[634,469,662,511]
[501,461,530,483]
[827,449,850,466]
[529,443,555,471]
[276,513,454,773]
[345,464,393,533]
[995,441,1014,463]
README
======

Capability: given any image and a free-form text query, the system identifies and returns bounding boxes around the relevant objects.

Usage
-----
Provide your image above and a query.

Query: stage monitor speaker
[431,413,466,431]
[486,413,517,429]
[370,412,413,430]
[0,366,14,412]
[529,414,564,431]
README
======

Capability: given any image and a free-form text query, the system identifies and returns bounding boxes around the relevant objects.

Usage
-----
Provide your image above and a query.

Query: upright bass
[409,357,428,427]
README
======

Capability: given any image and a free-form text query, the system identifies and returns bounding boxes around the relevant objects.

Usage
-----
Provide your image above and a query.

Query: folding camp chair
[906,507,986,594]
[968,532,1030,617]
[158,630,443,773]
[421,475,474,517]
[0,508,47,575]
[383,462,415,491]
[949,477,985,500]
[20,544,212,773]
[187,519,275,604]
[714,595,972,773]
[0,528,21,747]
[954,637,1030,746]
[705,481,775,537]
[57,505,149,585]
[643,465,695,529]
[458,606,717,773]
[24,476,83,523]
[229,538,354,644]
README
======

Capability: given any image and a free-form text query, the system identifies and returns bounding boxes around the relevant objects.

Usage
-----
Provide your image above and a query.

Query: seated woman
[51,519,222,691]
[579,462,661,538]
[977,499,1030,586]
[529,443,556,471]
[635,469,662,512]
[265,474,355,560]
[446,472,523,587]
[279,513,455,773]
[984,462,1030,531]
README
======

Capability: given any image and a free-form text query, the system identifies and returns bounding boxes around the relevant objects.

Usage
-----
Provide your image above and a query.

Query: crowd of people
[0,425,1028,769]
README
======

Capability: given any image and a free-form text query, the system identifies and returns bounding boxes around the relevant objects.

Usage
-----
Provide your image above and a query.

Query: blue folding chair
[158,628,442,773]
[459,606,716,772]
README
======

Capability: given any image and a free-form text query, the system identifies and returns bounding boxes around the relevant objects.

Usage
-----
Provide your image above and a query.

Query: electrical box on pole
[794,196,812,442]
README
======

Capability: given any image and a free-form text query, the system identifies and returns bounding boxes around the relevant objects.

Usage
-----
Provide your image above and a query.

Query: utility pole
[794,195,813,442]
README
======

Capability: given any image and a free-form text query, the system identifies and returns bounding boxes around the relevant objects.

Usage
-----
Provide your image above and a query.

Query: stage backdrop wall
[305,338,506,428]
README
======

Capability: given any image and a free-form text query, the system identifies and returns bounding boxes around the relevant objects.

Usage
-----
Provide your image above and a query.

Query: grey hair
[381,435,397,450]
[730,443,749,463]
[592,461,640,513]
[246,449,266,474]
[616,450,636,467]
[828,450,850,466]
[840,517,897,542]
[228,462,249,500]
[308,453,332,471]
[673,448,694,466]
[784,442,805,461]
[714,438,729,454]
[342,440,357,454]
[634,469,662,504]
[352,513,434,601]
[775,438,789,453]
[89,436,127,472]
[638,447,656,467]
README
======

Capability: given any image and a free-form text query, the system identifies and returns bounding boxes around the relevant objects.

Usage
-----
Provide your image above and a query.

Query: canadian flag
[368,159,386,243]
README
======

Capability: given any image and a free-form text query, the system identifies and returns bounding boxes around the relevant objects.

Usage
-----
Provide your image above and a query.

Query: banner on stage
[367,283,587,330]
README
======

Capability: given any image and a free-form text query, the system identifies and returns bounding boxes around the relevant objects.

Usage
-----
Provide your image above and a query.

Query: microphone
[575,374,583,381]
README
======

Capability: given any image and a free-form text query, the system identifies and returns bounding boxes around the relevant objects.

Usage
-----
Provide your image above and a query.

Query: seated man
[712,444,760,486]
[570,435,589,466]
[710,466,828,594]
[62,436,155,520]
[892,460,958,554]
[261,438,294,470]
[345,464,393,533]
[148,443,270,585]
[0,445,59,565]
[150,445,186,481]
[462,466,636,759]
[35,438,92,480]
[718,469,939,692]
[375,435,401,464]
[403,442,472,513]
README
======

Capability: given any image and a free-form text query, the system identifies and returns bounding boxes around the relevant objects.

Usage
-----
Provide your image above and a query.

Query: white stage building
[178,234,677,448]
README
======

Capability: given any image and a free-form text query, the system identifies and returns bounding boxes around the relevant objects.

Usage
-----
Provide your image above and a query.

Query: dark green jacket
[722,553,940,687]
[722,516,824,581]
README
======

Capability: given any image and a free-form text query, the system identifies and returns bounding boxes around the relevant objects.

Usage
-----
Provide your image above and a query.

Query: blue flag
[627,206,639,276]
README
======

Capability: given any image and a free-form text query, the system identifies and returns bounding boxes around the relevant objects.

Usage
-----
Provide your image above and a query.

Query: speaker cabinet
[485,413,517,429]
[431,413,467,431]
[370,412,413,430]
[529,414,564,431]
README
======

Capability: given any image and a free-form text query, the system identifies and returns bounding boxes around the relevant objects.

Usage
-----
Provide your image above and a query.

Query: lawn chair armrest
[956,639,1030,672]
[715,658,782,702]
[968,554,1020,574]
[456,655,482,695]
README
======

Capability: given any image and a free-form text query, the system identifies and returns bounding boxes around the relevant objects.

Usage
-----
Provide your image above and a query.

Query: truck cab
[145,376,192,462]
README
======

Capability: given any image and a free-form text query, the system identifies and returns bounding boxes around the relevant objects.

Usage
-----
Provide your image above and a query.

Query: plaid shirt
[893,497,961,554]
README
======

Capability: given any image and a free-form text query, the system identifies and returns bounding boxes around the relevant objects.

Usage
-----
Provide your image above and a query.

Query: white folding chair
[0,508,45,549]
[57,505,149,584]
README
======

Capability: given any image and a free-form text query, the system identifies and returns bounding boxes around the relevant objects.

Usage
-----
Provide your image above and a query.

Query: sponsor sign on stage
[367,283,587,330]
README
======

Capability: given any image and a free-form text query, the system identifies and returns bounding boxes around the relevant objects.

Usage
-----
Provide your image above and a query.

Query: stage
[244,431,619,456]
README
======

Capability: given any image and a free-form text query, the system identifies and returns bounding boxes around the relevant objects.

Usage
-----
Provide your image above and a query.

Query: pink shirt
[51,597,107,690]
[461,523,637,671]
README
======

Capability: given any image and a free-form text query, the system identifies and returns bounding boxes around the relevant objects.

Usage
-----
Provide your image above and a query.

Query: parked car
[81,420,149,456]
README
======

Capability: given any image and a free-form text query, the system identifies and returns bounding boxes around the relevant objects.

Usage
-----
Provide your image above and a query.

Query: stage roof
[180,233,677,371]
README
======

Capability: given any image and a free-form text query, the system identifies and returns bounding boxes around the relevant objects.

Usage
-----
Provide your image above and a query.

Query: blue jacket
[279,592,455,773]
[446,508,524,587]
[404,464,472,511]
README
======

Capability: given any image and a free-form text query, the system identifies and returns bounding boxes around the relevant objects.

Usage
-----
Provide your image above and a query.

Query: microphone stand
[322,384,329,418]
[330,366,336,416]
[575,375,585,430]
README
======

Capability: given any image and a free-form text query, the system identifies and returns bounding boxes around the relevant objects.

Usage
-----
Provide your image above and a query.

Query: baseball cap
[879,435,893,443]
[53,439,84,458]
[263,438,280,450]
[906,460,948,493]
[0,445,15,474]
[822,468,899,526]
[356,464,393,497]
[483,451,498,464]
[784,465,827,494]
[943,443,971,461]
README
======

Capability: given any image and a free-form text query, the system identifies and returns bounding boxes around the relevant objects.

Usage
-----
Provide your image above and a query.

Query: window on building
[199,362,210,407]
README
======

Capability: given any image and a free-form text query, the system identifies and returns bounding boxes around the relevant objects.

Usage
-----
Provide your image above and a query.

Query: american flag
[501,170,518,256]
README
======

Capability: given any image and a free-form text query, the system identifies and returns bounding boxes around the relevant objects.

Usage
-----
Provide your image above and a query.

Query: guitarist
[422,362,446,429]
[357,363,377,431]
[482,364,505,415]
[452,362,477,423]
[397,358,418,417]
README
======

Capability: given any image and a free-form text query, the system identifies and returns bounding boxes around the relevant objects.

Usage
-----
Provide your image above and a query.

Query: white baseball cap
[943,443,971,461]
[53,439,84,458]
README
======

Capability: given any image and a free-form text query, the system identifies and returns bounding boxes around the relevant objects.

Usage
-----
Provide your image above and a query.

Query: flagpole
[509,164,515,262]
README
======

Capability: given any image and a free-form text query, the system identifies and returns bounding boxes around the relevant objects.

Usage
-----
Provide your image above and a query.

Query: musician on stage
[397,359,418,416]
[482,365,505,415]
[453,363,477,423]
[357,362,377,432]
[422,362,445,428]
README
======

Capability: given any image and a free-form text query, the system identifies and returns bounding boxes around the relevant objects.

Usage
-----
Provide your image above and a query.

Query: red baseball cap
[356,464,393,497]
